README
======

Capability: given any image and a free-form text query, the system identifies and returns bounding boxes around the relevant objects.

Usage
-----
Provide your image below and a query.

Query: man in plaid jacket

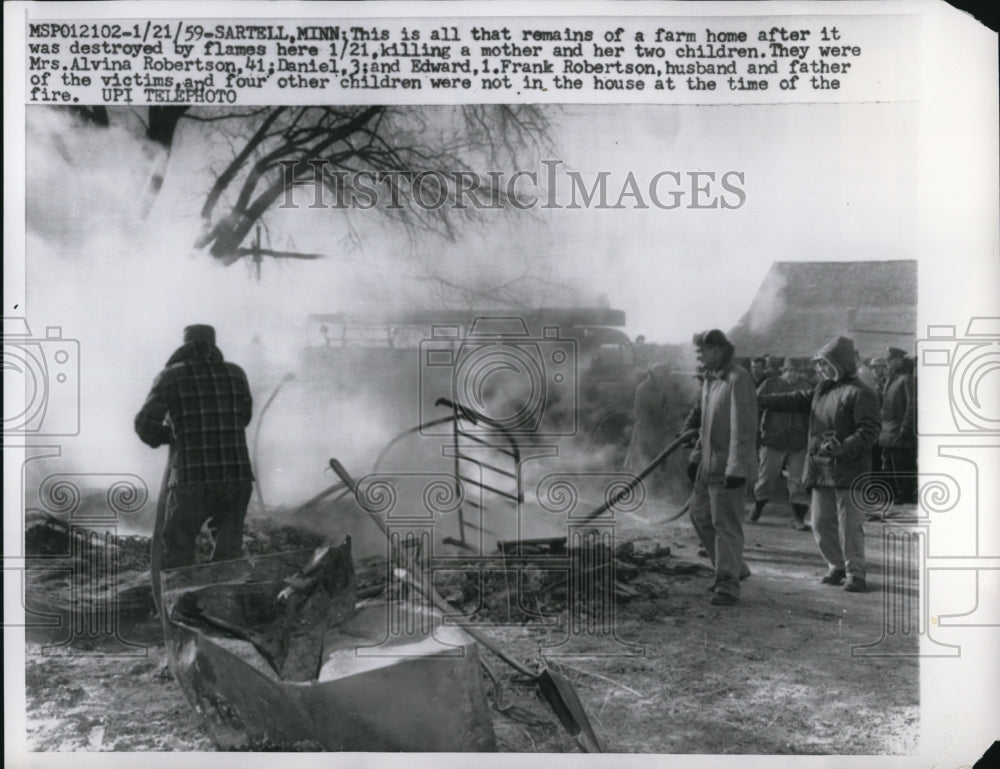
[135,324,254,569]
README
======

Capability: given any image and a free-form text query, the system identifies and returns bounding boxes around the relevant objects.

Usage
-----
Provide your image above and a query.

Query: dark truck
[303,307,644,451]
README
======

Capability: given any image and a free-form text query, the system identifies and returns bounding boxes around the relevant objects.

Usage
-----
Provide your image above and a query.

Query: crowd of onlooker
[627,330,917,605]
[738,345,918,516]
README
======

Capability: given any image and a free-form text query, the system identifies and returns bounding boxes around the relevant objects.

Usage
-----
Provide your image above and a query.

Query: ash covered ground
[19,492,920,754]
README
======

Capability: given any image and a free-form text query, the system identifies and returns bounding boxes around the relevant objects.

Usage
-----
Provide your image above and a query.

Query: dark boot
[750,498,767,522]
[710,592,738,606]
[792,503,810,531]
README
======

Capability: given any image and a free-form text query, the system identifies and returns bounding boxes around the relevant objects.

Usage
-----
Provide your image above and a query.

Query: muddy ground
[20,498,919,754]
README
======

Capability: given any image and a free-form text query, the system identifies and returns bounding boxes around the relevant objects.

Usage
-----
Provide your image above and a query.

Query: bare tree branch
[62,104,556,306]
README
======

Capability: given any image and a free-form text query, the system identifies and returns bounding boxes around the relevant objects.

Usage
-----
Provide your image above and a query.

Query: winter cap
[813,336,858,379]
[783,357,810,371]
[183,324,216,345]
[693,329,732,349]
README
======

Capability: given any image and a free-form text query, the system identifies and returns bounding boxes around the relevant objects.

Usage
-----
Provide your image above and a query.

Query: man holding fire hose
[135,324,255,571]
[686,329,758,606]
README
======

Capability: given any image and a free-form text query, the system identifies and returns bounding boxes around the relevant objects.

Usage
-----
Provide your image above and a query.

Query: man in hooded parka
[757,336,880,592]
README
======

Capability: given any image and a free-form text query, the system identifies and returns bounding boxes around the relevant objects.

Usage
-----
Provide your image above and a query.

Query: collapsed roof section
[728,260,917,359]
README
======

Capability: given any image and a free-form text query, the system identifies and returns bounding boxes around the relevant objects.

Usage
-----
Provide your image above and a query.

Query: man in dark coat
[757,336,880,592]
[855,352,879,393]
[687,330,758,606]
[751,357,812,529]
[867,356,888,473]
[879,347,917,504]
[869,357,888,400]
[763,355,784,382]
[135,324,255,570]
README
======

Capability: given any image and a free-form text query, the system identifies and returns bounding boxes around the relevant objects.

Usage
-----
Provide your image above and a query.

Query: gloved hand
[818,431,843,457]
[687,462,699,483]
[677,429,698,448]
[724,475,746,489]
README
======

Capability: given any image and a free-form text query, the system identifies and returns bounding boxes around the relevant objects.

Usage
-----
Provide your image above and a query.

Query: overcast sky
[27,101,920,339]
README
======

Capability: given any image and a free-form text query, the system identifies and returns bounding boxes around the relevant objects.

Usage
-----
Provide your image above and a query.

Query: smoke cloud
[20,107,627,542]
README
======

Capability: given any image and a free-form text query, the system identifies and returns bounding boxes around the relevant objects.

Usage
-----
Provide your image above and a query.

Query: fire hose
[251,372,295,514]
[582,428,699,521]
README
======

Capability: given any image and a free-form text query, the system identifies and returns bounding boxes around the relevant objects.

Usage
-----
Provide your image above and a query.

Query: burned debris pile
[24,511,328,573]
[22,511,329,640]
[426,533,709,625]
[23,510,709,641]
[23,509,709,751]
[24,510,152,571]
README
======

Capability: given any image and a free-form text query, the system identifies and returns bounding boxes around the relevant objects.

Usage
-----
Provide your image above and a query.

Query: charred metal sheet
[311,603,497,751]
[160,540,496,751]
[167,541,356,681]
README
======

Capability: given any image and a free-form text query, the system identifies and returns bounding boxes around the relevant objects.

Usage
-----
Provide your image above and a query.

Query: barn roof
[728,260,917,359]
